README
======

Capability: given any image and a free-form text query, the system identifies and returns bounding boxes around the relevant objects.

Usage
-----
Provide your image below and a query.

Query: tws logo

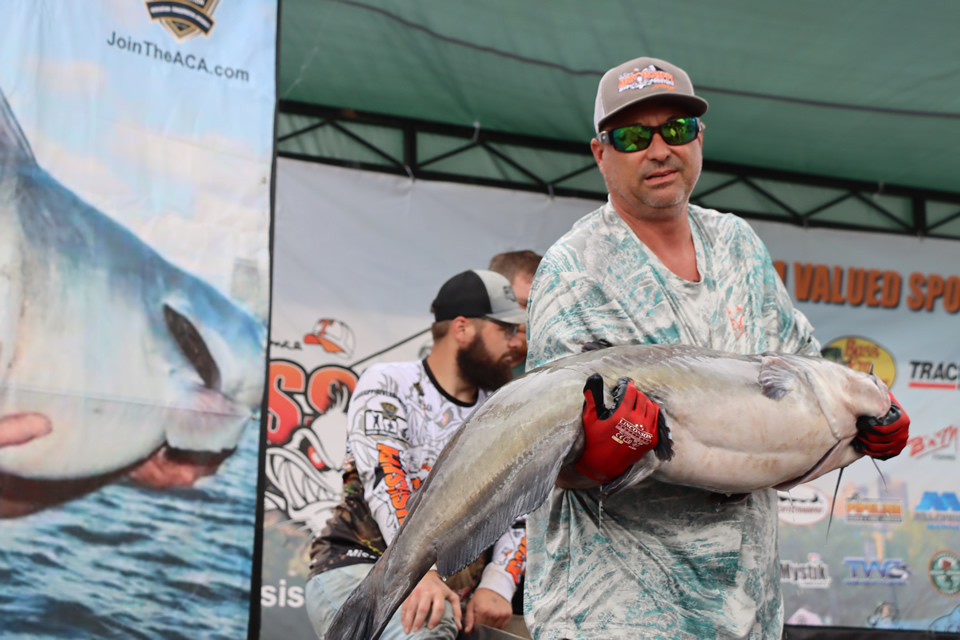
[844,557,909,586]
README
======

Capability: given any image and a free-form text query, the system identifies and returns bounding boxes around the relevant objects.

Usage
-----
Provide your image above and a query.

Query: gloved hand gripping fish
[325,343,900,639]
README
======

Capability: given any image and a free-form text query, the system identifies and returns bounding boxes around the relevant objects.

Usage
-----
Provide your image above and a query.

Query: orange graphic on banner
[267,361,357,445]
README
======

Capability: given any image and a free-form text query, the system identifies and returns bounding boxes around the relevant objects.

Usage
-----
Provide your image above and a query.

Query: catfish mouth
[773,441,843,491]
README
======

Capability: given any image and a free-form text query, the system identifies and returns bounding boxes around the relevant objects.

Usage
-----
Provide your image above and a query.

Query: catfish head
[787,354,891,442]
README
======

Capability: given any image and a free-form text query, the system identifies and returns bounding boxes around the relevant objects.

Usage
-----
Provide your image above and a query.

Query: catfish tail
[323,545,426,640]
[0,87,35,164]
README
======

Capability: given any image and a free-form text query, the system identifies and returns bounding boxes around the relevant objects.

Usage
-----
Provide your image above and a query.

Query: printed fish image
[0,87,266,516]
[325,343,893,639]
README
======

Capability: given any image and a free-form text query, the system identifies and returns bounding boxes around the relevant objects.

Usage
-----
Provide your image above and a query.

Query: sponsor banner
[754,219,960,631]
[0,2,275,639]
[264,162,960,635]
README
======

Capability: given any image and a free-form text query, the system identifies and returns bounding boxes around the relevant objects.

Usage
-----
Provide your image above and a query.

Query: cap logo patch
[502,285,517,303]
[618,65,675,93]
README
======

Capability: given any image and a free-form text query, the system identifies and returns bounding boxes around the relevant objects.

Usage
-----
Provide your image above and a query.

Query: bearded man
[305,269,526,640]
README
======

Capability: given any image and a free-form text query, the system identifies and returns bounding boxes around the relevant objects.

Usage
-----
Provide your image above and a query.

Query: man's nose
[645,132,671,161]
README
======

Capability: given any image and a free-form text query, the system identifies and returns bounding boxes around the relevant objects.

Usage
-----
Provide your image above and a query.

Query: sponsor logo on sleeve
[376,443,411,525]
[363,406,409,441]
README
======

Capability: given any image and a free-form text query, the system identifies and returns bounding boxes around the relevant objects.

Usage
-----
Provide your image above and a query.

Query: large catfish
[325,343,892,639]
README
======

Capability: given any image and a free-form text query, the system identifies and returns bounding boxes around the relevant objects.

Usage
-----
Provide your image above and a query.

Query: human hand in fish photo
[401,570,462,634]
[853,392,911,460]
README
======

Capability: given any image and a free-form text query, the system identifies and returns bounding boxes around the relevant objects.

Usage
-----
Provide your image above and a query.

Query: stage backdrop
[264,160,960,637]
[0,2,275,639]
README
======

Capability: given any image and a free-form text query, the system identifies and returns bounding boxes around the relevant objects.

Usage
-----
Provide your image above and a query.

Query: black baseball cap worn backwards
[431,269,527,325]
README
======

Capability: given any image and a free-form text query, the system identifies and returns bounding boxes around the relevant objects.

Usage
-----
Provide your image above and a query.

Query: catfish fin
[581,339,614,352]
[599,452,659,500]
[759,355,803,400]
[435,428,582,578]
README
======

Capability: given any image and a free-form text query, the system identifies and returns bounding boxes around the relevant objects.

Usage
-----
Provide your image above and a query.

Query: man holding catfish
[523,56,910,639]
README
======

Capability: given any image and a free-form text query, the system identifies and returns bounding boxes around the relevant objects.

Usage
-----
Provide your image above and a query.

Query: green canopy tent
[276,0,960,239]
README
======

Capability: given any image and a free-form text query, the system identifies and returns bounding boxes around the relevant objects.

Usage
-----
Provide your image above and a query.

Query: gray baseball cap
[594,57,709,134]
[431,269,526,325]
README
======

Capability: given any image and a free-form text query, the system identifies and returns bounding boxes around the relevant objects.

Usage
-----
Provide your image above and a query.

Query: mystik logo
[781,553,832,589]
[145,0,221,40]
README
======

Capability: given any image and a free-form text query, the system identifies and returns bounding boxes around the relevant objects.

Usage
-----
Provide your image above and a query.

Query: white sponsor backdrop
[262,160,960,637]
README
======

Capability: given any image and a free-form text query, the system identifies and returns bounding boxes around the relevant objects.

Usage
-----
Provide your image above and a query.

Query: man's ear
[450,316,476,346]
[590,138,606,172]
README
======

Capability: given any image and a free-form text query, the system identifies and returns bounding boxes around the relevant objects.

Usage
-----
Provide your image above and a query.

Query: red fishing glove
[574,374,660,483]
[854,392,910,461]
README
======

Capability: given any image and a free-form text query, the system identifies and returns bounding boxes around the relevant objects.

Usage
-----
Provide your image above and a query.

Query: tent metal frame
[278,100,960,240]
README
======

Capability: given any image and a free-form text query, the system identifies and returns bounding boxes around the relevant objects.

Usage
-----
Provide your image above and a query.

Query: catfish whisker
[826,467,844,541]
[872,457,888,493]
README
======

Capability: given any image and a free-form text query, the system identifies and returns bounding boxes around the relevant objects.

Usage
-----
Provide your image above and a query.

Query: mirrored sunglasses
[598,117,703,153]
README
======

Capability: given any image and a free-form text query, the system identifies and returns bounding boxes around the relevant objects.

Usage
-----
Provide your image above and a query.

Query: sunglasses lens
[661,118,699,145]
[612,125,652,152]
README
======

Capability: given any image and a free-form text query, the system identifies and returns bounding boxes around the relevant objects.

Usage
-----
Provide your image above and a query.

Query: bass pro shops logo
[820,336,896,387]
[145,0,221,40]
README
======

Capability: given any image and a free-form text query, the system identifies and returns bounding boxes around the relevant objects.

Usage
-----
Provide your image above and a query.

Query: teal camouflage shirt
[524,201,820,640]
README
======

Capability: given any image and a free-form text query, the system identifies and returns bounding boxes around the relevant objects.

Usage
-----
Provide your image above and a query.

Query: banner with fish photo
[266,161,960,637]
[0,2,275,639]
